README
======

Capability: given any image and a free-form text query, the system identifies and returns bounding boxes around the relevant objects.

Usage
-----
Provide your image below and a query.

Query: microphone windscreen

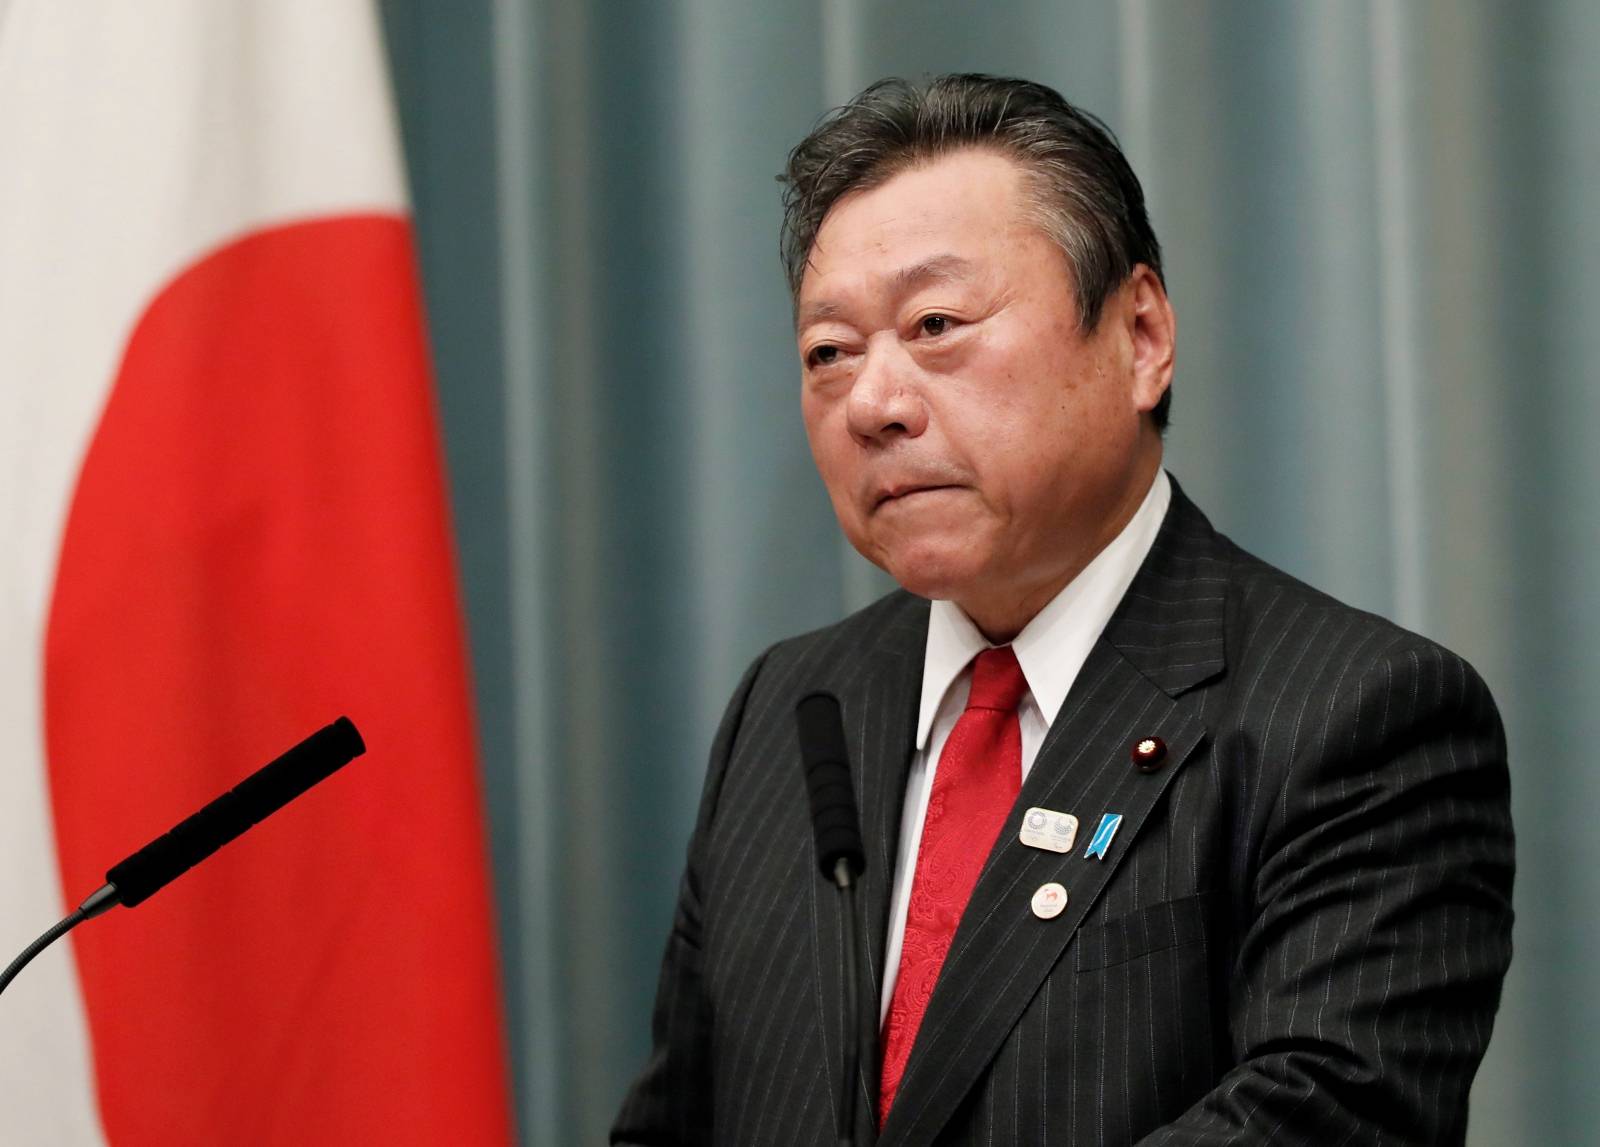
[795,692,865,879]
[106,717,366,907]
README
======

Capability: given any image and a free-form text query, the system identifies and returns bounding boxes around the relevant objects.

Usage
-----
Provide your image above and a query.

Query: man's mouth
[874,483,959,509]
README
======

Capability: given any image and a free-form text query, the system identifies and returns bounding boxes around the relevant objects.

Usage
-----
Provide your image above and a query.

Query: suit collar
[1097,474,1229,697]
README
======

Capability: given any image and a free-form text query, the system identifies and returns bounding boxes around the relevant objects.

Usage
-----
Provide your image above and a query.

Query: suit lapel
[879,480,1230,1145]
[848,610,926,1004]
[810,596,926,1144]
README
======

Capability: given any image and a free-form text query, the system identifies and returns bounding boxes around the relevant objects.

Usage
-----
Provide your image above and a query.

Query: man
[613,74,1513,1146]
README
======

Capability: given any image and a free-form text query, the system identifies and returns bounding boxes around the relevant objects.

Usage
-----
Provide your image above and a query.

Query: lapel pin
[1019,807,1079,853]
[1031,882,1069,920]
[1131,736,1167,772]
[1083,813,1123,861]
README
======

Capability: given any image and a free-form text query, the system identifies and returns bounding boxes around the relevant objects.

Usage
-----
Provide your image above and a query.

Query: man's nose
[845,337,928,444]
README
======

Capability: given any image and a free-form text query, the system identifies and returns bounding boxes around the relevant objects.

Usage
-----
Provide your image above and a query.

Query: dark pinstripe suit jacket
[613,481,1514,1146]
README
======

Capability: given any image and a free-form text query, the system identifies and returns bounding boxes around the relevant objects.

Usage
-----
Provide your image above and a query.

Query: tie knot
[966,645,1028,712]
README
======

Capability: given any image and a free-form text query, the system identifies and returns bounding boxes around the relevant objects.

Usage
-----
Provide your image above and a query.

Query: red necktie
[878,645,1028,1126]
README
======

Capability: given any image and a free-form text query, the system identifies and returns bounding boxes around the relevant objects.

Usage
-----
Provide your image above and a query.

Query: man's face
[796,149,1172,640]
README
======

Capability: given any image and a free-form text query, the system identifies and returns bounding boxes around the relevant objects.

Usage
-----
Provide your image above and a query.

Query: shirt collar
[914,469,1172,749]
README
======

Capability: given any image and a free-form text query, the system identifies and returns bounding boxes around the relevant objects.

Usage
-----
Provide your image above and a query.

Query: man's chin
[877,551,987,603]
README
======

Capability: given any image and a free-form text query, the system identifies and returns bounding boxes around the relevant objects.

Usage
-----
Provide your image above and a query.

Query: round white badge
[1031,882,1069,920]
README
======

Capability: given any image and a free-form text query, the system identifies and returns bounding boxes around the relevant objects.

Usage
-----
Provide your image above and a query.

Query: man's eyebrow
[890,253,977,295]
[796,298,847,328]
[796,254,978,329]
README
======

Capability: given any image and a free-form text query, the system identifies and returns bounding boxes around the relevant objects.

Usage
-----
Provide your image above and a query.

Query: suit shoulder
[1207,526,1492,702]
[757,588,927,679]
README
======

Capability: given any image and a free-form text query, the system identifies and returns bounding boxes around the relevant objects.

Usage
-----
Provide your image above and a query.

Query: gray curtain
[381,2,1597,1142]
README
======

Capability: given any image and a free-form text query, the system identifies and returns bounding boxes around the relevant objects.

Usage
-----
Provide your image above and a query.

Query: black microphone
[796,692,866,1147]
[796,691,865,887]
[102,715,366,908]
[0,717,366,1000]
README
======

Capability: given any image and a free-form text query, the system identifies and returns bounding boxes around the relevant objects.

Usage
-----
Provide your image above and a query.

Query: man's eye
[920,314,951,336]
[808,345,840,367]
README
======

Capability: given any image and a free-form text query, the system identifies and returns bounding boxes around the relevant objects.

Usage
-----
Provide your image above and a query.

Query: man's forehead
[797,253,981,328]
[794,151,1046,321]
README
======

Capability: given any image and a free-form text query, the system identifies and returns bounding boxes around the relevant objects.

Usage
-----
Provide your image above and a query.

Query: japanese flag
[0,3,514,1142]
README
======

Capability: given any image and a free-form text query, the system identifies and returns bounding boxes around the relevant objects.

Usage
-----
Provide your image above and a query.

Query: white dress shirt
[879,469,1172,1021]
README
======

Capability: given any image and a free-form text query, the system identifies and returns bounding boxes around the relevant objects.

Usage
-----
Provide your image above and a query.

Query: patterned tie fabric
[878,644,1028,1126]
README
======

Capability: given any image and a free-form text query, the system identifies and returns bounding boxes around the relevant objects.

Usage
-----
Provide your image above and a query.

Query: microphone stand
[831,855,862,1147]
[0,885,118,1000]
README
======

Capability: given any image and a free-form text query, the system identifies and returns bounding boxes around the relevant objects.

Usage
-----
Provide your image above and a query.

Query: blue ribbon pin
[1083,813,1123,861]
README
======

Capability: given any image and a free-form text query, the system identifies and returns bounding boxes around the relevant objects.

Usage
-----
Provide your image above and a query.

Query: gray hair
[780,73,1169,429]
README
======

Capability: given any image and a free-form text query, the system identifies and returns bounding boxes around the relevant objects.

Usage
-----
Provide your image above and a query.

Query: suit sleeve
[610,649,768,1146]
[1138,639,1515,1146]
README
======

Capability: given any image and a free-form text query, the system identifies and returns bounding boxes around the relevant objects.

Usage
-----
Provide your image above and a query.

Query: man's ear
[1125,265,1175,414]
